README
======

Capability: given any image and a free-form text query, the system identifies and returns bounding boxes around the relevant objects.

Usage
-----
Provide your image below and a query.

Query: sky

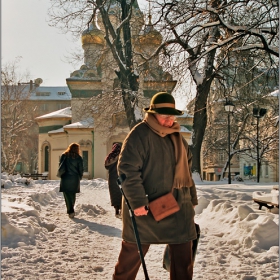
[1,173,279,279]
[1,0,147,87]
[1,0,81,86]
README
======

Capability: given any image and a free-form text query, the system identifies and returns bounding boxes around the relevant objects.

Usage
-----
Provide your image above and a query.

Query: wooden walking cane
[117,174,150,280]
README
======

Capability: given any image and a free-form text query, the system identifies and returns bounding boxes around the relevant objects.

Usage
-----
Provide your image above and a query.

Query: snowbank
[1,174,279,279]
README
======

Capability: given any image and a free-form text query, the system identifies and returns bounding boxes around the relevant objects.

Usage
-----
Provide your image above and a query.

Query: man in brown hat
[113,92,198,280]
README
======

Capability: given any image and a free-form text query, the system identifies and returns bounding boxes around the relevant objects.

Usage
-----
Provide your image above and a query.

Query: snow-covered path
[1,177,279,279]
[1,179,169,279]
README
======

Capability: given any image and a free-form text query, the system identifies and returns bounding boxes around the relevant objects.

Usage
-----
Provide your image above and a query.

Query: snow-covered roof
[48,127,65,135]
[29,86,72,100]
[35,107,72,120]
[47,118,94,135]
[64,118,94,129]
[3,85,72,101]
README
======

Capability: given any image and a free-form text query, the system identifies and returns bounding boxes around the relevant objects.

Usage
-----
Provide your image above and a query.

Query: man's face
[154,114,176,128]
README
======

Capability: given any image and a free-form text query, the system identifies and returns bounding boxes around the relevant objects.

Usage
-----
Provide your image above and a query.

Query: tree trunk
[121,88,138,129]
[117,0,139,130]
[190,81,213,175]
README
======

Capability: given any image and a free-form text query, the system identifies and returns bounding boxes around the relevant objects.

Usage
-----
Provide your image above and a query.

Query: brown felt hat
[143,92,183,115]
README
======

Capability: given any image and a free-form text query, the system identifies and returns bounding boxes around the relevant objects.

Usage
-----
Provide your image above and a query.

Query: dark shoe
[115,208,122,219]
[69,212,75,218]
[115,213,122,219]
[115,206,121,215]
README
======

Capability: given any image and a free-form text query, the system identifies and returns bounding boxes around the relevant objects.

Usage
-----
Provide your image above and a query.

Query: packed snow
[1,173,279,279]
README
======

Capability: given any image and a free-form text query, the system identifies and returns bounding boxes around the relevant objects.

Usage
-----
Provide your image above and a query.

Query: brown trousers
[113,240,193,280]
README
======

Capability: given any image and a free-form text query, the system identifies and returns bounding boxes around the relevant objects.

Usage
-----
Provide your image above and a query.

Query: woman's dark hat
[143,92,183,115]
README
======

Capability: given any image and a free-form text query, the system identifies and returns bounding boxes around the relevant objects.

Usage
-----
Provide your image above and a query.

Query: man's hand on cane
[134,206,149,216]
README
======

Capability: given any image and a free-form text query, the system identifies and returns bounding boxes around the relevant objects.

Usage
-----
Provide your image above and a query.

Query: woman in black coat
[104,143,122,217]
[59,143,84,218]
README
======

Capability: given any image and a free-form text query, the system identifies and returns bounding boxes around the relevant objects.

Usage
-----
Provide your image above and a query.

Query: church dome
[81,20,105,46]
[138,16,162,46]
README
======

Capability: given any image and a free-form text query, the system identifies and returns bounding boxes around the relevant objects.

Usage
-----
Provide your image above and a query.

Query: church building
[35,3,193,180]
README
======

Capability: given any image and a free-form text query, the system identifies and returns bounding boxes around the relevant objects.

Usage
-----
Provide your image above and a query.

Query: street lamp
[224,99,235,184]
[253,107,267,183]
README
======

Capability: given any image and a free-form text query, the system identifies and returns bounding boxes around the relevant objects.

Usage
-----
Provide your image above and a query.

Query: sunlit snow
[1,173,278,279]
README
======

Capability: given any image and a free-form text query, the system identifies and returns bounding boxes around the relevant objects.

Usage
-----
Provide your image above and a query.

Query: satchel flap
[149,192,180,221]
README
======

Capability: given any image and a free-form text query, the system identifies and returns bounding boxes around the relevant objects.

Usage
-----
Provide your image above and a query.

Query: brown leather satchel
[149,192,180,222]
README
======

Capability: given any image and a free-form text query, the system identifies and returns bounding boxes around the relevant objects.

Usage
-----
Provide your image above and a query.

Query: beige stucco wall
[38,124,94,180]
[47,133,66,180]
[93,130,107,179]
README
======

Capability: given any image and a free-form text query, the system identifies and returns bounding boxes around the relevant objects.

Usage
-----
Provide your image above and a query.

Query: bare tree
[240,97,279,179]
[147,0,278,176]
[202,48,278,181]
[1,60,38,174]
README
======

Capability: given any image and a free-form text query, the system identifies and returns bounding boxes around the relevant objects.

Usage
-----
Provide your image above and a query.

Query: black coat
[105,159,122,207]
[59,154,84,193]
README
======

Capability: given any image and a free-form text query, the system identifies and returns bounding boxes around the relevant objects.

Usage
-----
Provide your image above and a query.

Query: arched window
[79,140,92,175]
[44,146,49,172]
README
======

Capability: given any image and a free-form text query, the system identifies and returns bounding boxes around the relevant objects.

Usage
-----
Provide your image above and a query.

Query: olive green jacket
[118,121,198,244]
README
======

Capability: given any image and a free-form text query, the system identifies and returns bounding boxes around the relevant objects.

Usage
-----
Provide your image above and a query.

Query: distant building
[27,84,71,173]
[29,84,71,116]
[202,88,279,183]
[238,89,279,182]
[14,79,71,116]
[201,99,240,181]
[1,80,71,174]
